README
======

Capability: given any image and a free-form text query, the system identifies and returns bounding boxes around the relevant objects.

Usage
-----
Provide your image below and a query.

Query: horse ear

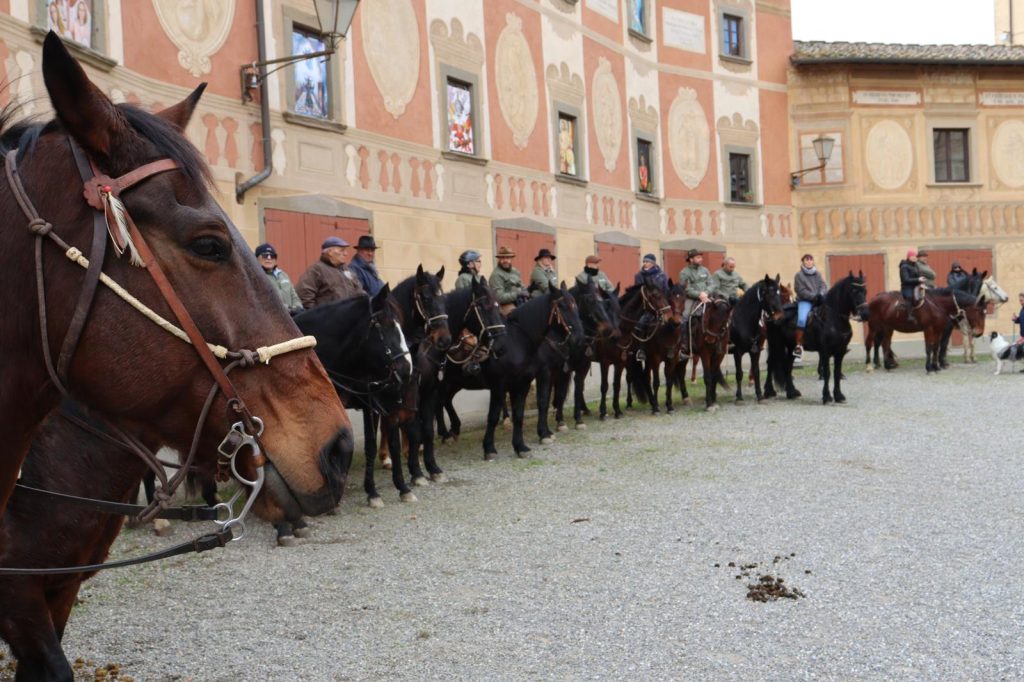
[42,31,130,160]
[371,283,391,311]
[156,83,207,130]
[416,264,424,278]
[436,265,445,282]
[614,283,621,295]
[775,273,781,285]
[859,269,864,279]
[981,270,989,279]
[551,285,563,300]
[848,270,854,277]
[668,277,674,288]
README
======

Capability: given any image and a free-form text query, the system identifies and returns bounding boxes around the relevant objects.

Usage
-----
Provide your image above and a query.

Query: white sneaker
[793,346,803,365]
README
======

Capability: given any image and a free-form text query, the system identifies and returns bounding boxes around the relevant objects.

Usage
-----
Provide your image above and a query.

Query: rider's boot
[793,328,804,363]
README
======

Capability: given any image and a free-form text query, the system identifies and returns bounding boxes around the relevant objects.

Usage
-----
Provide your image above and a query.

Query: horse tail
[766,327,788,387]
[627,355,650,404]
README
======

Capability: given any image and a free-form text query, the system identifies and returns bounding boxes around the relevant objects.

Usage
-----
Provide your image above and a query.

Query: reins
[446,293,506,367]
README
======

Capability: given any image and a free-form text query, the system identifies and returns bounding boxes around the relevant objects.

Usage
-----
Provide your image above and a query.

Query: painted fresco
[558,115,577,176]
[47,0,92,48]
[292,29,329,119]
[447,81,475,154]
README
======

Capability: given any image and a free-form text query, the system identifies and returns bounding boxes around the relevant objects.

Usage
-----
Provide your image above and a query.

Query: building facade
[0,0,796,288]
[790,41,1024,336]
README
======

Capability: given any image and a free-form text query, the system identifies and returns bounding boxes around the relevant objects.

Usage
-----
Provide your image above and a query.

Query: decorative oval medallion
[667,88,710,190]
[361,0,421,119]
[865,120,913,190]
[591,57,622,172]
[993,120,1024,188]
[495,13,538,149]
[152,0,235,77]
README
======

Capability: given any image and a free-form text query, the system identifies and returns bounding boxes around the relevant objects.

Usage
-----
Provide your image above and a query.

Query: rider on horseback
[455,250,485,289]
[633,253,669,361]
[899,249,926,324]
[576,254,615,293]
[793,253,827,362]
[710,256,747,302]
[489,246,529,314]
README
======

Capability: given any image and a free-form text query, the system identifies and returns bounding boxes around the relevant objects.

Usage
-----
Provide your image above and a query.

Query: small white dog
[989,331,1024,374]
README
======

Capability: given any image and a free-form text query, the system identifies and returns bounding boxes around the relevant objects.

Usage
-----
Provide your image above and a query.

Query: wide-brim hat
[535,248,556,261]
[686,248,701,260]
[356,235,379,250]
[496,246,516,258]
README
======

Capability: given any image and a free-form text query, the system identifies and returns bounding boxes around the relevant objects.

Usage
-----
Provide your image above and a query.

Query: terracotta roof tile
[792,41,1024,66]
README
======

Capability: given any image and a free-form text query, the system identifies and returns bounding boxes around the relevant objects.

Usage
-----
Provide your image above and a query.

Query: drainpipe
[1011,0,1016,45]
[236,0,273,204]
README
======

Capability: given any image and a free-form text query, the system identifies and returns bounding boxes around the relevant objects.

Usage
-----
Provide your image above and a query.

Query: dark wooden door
[827,253,885,301]
[596,242,639,289]
[923,248,994,343]
[264,208,369,282]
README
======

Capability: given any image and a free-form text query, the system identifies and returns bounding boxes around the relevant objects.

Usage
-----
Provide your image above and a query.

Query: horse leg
[679,360,692,405]
[536,370,555,444]
[572,366,587,428]
[362,411,384,507]
[751,351,764,401]
[650,360,661,415]
[702,352,718,411]
[510,385,531,456]
[0,591,75,682]
[734,351,744,402]
[599,360,610,421]
[612,363,624,419]
[483,387,503,460]
[882,330,897,370]
[448,397,463,439]
[664,361,675,413]
[553,369,570,432]
[833,351,847,404]
[820,351,833,404]
[416,391,441,487]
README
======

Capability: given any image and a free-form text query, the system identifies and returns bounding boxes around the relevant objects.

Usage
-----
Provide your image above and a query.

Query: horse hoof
[153,519,172,537]
[822,397,833,405]
[575,422,587,430]
[400,492,418,503]
[380,457,392,470]
[613,413,622,420]
[735,396,744,403]
[865,364,874,374]
[540,437,554,445]
[557,423,568,433]
[516,450,532,459]
[430,472,447,483]
[666,407,674,414]
[368,496,385,509]
[502,418,511,430]
[484,452,497,461]
[412,476,431,487]
[682,398,692,407]
[277,534,297,548]
[292,526,312,539]
[599,414,607,422]
[705,404,719,413]
[835,397,846,404]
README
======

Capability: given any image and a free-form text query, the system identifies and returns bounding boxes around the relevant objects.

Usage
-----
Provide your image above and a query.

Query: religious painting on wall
[637,138,654,194]
[558,114,578,176]
[630,0,646,34]
[447,80,475,155]
[47,0,93,48]
[292,28,329,119]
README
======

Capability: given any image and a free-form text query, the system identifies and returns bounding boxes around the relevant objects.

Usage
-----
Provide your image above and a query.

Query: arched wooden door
[264,208,369,281]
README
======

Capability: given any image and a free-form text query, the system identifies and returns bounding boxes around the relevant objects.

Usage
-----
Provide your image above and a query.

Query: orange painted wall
[0,2,9,15]
[483,1,549,172]
[755,9,793,85]
[349,0,432,146]
[121,2,256,99]
[583,39,630,189]
[657,72,718,201]
[657,0,712,71]
[759,89,790,206]
[582,0,622,43]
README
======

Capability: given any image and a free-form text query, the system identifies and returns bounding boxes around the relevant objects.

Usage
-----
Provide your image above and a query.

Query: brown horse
[0,36,351,528]
[632,281,687,414]
[866,289,988,373]
[669,296,735,411]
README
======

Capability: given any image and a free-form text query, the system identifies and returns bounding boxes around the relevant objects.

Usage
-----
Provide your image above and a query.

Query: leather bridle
[0,138,319,574]
[446,292,506,367]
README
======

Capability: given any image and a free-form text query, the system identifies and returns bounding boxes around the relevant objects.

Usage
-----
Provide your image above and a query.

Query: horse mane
[932,288,977,306]
[0,100,212,187]
[508,293,552,342]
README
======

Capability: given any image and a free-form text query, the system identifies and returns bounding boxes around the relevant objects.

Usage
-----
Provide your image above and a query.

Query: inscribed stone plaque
[852,90,921,106]
[662,8,705,54]
[586,0,619,21]
[980,91,1024,106]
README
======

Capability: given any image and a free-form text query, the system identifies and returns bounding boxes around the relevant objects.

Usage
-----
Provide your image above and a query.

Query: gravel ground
[3,360,1024,681]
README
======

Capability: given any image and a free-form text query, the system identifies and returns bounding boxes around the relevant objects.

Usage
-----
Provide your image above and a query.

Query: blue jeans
[797,301,813,329]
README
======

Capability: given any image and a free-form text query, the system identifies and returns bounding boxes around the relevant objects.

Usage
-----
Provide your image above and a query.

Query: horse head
[600,284,624,341]
[963,293,988,338]
[761,274,784,321]
[414,264,451,351]
[779,282,795,305]
[468,276,507,358]
[845,270,870,321]
[641,280,672,322]
[549,283,585,351]
[367,284,413,408]
[667,280,688,325]
[982,275,1009,306]
[576,276,615,341]
[9,34,353,522]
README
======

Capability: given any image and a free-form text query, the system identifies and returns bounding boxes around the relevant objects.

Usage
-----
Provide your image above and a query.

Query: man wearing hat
[634,253,669,292]
[576,254,615,293]
[710,256,747,301]
[530,248,558,298]
[678,248,712,314]
[349,235,385,297]
[255,243,303,315]
[297,236,364,309]
[947,260,968,290]
[916,248,936,289]
[898,248,925,324]
[490,246,527,314]
[455,250,485,290]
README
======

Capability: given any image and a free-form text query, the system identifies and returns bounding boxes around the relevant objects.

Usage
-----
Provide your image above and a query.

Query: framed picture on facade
[637,138,654,194]
[291,28,329,119]
[558,114,578,176]
[630,0,647,35]
[447,79,475,155]
[46,0,93,48]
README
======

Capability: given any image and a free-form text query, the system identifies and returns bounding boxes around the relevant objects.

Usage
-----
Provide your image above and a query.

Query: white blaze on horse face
[984,277,1009,305]
[395,324,412,376]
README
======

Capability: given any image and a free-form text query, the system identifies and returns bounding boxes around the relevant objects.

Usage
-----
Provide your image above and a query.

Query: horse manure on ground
[717,554,808,602]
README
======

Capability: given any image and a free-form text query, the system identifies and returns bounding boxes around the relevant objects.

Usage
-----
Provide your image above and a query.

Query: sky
[791,0,997,45]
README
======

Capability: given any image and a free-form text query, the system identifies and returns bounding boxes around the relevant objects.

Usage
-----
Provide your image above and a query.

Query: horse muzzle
[266,427,352,517]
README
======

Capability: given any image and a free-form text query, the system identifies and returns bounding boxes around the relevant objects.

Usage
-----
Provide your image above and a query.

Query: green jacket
[530,263,558,298]
[575,269,614,293]
[678,264,712,300]
[710,268,747,299]
[455,271,485,290]
[488,265,525,304]
[266,267,303,313]
[917,261,937,288]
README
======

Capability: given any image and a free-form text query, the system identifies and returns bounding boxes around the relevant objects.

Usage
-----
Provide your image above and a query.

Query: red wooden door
[264,209,368,282]
[923,248,994,343]
[596,242,639,289]
[662,249,725,283]
[495,228,557,284]
[827,253,885,301]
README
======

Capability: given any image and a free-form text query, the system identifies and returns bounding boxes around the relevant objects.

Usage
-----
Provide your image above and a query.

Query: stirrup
[635,349,646,362]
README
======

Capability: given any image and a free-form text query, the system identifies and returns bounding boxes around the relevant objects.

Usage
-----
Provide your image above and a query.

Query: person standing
[349,235,385,297]
[634,253,668,292]
[455,250,485,290]
[1012,292,1024,347]
[297,236,364,309]
[793,253,828,361]
[576,254,615,293]
[255,243,303,314]
[530,248,558,298]
[898,249,925,324]
[710,256,747,301]
[490,246,528,314]
[916,249,936,289]
[678,249,712,314]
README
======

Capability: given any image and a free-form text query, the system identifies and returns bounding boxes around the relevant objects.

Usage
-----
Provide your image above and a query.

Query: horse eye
[188,236,230,262]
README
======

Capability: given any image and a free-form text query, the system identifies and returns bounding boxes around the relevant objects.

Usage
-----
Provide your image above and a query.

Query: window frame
[281,7,346,133]
[628,0,652,43]
[438,65,487,164]
[553,106,587,183]
[722,14,742,57]
[32,0,115,71]
[717,6,752,66]
[932,128,971,184]
[635,135,657,197]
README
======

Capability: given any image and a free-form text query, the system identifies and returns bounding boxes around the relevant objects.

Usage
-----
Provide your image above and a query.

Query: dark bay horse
[0,35,351,529]
[804,273,870,404]
[764,283,802,401]
[669,297,735,411]
[631,281,686,415]
[730,275,784,402]
[439,285,584,458]
[295,287,413,508]
[866,288,987,373]
[549,278,618,431]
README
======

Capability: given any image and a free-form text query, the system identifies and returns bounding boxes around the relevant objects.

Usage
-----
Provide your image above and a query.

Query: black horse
[803,272,870,404]
[439,285,584,458]
[730,275,784,402]
[295,286,413,508]
[670,296,735,411]
[764,283,802,401]
[604,281,672,416]
[549,278,619,432]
